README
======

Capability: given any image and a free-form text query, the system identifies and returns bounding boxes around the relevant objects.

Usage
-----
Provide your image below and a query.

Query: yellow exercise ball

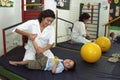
[80,42,102,63]
[95,36,111,52]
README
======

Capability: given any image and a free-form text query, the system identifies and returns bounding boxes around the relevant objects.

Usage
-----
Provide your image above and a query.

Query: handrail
[103,16,120,37]
[56,17,74,29]
[56,16,74,44]
[57,17,73,25]
[103,16,120,26]
[2,22,23,57]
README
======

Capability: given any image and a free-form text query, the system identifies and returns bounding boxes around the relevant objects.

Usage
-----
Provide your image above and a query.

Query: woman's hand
[36,47,44,54]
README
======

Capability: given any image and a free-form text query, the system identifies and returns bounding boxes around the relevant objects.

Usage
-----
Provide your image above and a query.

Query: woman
[13,9,56,61]
[71,13,91,44]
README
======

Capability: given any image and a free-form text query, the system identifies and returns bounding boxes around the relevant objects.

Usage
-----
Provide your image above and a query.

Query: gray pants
[28,53,48,70]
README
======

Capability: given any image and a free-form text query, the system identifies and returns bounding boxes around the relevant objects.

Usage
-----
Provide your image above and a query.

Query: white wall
[0,0,22,56]
[44,0,56,12]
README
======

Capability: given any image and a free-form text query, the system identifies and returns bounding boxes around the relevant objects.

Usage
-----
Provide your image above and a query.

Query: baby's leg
[9,60,30,66]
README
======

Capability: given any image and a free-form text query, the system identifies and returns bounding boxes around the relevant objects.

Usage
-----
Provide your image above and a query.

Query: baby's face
[63,59,74,69]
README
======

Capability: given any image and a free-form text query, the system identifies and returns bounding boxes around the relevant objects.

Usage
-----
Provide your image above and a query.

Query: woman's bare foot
[9,61,18,66]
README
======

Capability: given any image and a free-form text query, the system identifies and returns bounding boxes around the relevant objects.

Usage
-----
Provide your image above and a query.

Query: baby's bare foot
[9,61,18,66]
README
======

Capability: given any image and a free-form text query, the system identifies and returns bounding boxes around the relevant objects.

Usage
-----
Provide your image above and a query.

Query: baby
[9,38,76,74]
[110,32,115,42]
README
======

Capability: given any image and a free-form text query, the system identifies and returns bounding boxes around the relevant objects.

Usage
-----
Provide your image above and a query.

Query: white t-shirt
[13,19,55,60]
[71,21,90,44]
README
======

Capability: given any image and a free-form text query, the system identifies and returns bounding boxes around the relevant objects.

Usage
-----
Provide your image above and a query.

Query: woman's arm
[15,29,29,36]
[42,44,54,52]
[15,29,36,41]
[32,40,54,54]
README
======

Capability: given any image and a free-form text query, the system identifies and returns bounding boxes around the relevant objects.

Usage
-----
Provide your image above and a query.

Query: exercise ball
[80,42,102,63]
[95,36,111,52]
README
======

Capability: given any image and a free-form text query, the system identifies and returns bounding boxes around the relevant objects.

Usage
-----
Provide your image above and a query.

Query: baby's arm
[52,61,59,74]
[51,58,59,74]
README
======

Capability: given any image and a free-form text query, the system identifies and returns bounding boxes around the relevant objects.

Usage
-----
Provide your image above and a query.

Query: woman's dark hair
[38,9,55,23]
[79,13,90,22]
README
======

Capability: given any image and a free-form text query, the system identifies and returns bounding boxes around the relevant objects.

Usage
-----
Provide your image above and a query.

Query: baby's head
[63,59,76,71]
[110,32,115,38]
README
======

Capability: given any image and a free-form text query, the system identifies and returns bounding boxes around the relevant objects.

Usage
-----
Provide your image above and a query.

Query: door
[22,0,44,22]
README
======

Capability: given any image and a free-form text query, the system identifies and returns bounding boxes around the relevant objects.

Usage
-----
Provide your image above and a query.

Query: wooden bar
[24,3,42,6]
